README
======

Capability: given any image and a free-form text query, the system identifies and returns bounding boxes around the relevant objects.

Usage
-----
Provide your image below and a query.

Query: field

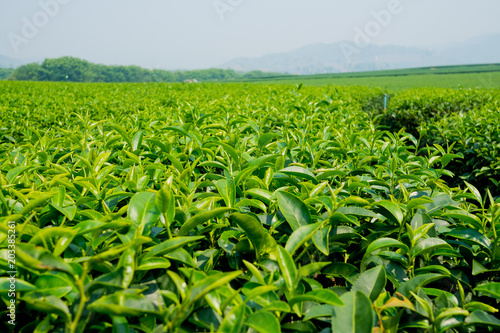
[1,81,500,332]
[242,64,500,90]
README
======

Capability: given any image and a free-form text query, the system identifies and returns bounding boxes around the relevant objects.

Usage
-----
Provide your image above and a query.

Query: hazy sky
[1,0,500,70]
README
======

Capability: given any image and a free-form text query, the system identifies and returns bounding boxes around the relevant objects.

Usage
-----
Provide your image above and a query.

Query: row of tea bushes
[0,81,499,332]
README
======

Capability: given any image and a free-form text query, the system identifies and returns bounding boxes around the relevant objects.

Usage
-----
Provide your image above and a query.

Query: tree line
[5,57,280,83]
[0,68,14,80]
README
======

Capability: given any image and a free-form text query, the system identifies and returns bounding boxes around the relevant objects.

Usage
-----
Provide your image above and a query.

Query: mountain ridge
[219,34,500,75]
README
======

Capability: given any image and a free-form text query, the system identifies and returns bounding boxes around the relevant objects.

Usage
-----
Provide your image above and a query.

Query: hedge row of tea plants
[0,82,499,332]
[378,88,497,135]
[421,100,500,196]
[377,87,500,197]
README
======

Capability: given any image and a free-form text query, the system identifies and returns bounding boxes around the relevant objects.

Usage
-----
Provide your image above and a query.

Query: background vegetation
[243,65,500,90]
[5,57,500,90]
[4,57,280,83]
[0,68,14,80]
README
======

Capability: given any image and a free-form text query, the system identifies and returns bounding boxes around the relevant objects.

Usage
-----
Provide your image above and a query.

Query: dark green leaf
[352,265,386,301]
[446,229,491,251]
[231,212,276,257]
[465,310,500,328]
[331,291,374,333]
[397,274,446,297]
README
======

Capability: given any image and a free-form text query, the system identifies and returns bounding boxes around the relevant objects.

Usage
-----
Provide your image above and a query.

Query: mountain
[219,34,500,75]
[0,55,41,68]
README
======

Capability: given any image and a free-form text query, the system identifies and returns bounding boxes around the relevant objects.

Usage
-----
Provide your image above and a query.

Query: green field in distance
[240,63,500,90]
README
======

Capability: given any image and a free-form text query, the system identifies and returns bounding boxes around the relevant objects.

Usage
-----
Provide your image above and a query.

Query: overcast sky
[1,0,500,70]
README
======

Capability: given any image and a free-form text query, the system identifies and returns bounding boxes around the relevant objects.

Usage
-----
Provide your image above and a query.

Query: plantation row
[0,81,499,332]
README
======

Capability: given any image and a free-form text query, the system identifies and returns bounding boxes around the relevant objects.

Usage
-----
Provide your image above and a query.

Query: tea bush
[376,87,500,197]
[378,88,497,136]
[0,82,499,333]
[421,99,500,196]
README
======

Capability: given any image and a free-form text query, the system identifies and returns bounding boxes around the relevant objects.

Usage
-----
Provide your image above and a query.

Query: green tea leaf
[423,194,459,214]
[0,278,36,292]
[352,265,386,301]
[142,236,204,259]
[446,228,491,251]
[22,293,70,321]
[331,291,374,333]
[155,187,175,224]
[178,207,234,236]
[246,311,281,333]
[397,274,445,297]
[231,212,276,257]
[464,181,482,205]
[279,166,318,184]
[304,304,334,321]
[474,283,500,299]
[335,206,379,219]
[407,196,433,210]
[411,238,452,258]
[289,289,343,307]
[365,238,409,257]
[87,292,158,316]
[465,310,500,328]
[277,191,311,230]
[285,222,322,256]
[373,200,404,225]
[277,245,298,293]
[216,178,236,208]
[217,302,246,333]
[128,192,160,236]
[189,270,242,304]
[7,165,31,183]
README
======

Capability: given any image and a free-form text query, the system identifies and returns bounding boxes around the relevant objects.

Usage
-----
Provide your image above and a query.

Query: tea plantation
[0,81,499,332]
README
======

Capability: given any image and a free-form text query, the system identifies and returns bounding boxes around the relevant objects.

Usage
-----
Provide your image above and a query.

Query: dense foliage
[0,68,14,80]
[0,81,499,333]
[379,88,496,135]
[6,57,281,83]
[378,88,500,196]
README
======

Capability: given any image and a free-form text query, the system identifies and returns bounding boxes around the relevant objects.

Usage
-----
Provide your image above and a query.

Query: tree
[40,57,90,82]
[9,63,43,81]
[7,57,281,83]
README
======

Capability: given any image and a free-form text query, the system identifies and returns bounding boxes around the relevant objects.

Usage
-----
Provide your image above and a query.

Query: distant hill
[220,34,500,75]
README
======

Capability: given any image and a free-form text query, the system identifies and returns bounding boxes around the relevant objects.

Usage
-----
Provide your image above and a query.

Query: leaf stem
[69,262,89,333]
[164,213,173,239]
[295,242,311,263]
